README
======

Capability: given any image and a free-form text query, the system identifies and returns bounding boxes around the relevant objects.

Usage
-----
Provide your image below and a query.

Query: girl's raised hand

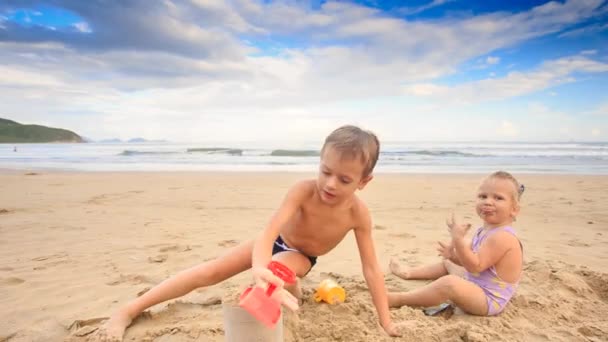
[446,213,471,240]
[436,240,453,259]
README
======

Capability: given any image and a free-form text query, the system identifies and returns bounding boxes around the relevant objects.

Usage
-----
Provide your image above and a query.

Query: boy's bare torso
[280,180,363,257]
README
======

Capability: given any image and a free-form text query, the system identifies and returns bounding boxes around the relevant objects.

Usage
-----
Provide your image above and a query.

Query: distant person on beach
[101,125,403,340]
[388,171,524,316]
[13,146,17,152]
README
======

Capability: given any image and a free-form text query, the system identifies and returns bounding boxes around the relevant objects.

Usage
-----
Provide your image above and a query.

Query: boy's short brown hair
[322,125,380,177]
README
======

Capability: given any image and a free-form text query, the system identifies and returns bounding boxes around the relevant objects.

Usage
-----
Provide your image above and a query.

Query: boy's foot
[98,310,133,342]
[389,258,410,280]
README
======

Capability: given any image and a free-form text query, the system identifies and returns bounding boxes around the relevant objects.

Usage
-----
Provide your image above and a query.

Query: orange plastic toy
[239,261,296,328]
[314,279,346,304]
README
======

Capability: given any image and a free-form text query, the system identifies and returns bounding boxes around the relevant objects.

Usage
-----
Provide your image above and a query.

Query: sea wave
[270,149,320,157]
[119,150,178,156]
[187,147,243,156]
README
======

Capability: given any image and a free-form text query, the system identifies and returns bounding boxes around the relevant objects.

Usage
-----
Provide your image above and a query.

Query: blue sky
[0,0,607,142]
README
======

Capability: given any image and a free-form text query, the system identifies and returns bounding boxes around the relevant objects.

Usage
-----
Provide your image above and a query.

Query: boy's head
[317,125,380,204]
[476,171,523,226]
[321,125,380,177]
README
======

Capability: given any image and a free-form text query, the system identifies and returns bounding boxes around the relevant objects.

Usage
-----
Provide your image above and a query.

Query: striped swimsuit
[465,226,521,315]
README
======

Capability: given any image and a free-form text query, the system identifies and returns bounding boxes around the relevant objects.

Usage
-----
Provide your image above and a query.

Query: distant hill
[0,118,84,143]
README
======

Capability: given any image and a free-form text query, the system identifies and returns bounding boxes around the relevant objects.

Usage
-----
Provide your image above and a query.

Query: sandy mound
[62,261,608,342]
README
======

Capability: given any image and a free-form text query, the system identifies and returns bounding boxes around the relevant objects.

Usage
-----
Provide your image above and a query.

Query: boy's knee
[271,252,311,278]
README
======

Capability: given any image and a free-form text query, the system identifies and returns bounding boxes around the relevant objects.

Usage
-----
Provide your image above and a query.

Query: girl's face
[476,177,520,228]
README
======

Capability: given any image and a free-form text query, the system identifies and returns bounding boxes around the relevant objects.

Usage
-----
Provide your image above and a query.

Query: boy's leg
[387,275,488,315]
[270,251,313,300]
[102,239,255,340]
[389,259,448,280]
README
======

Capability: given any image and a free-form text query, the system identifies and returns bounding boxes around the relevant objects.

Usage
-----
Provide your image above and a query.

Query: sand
[0,171,607,341]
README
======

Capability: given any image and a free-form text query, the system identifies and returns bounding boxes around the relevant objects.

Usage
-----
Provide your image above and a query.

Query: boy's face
[476,178,520,227]
[317,146,372,204]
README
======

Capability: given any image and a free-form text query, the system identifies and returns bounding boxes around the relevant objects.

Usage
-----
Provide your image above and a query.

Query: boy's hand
[446,213,471,240]
[436,240,453,259]
[251,266,299,311]
[381,320,402,337]
[252,265,284,289]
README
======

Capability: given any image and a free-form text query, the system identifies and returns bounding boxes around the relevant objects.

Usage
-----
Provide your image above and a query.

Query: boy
[101,125,401,340]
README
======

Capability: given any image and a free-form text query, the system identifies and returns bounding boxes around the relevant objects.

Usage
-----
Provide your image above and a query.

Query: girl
[388,171,524,316]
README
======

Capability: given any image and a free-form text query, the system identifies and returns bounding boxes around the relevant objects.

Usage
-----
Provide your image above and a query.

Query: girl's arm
[446,214,516,274]
[453,232,515,273]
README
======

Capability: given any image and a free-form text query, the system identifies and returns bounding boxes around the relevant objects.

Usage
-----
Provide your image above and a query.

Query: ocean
[1,141,607,174]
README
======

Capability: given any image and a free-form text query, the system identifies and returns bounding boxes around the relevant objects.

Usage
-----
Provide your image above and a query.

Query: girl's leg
[390,259,465,280]
[389,258,447,280]
[443,259,465,277]
[102,239,255,340]
[387,275,488,315]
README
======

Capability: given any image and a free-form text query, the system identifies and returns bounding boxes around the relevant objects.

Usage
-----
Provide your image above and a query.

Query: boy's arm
[354,204,401,337]
[251,181,308,271]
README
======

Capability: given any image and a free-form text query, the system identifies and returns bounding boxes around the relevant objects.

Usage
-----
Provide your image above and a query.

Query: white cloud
[588,103,608,117]
[398,0,454,16]
[486,56,500,65]
[581,49,597,55]
[403,54,608,104]
[0,0,606,142]
[498,121,519,137]
[558,23,608,38]
[0,65,64,87]
[591,128,601,137]
[73,22,92,33]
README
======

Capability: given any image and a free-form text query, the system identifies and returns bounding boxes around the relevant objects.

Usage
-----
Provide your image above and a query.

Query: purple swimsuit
[465,226,521,315]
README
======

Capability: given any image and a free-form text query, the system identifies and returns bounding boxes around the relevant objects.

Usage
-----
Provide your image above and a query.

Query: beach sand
[0,171,607,341]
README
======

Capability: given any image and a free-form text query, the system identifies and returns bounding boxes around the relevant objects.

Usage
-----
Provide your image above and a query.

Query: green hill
[0,118,84,143]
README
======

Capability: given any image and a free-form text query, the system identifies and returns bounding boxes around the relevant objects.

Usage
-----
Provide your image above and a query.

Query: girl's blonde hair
[487,171,524,203]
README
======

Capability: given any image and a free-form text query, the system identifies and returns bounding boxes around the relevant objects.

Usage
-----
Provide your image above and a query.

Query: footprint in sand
[66,317,108,339]
[389,232,416,239]
[578,325,607,338]
[218,239,238,247]
[106,274,157,286]
[576,269,608,302]
[1,277,25,285]
[401,248,420,255]
[86,191,142,205]
[0,208,11,214]
[158,244,191,252]
[148,254,168,263]
[567,239,591,247]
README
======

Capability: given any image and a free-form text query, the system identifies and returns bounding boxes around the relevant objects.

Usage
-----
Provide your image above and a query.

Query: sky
[0,0,607,143]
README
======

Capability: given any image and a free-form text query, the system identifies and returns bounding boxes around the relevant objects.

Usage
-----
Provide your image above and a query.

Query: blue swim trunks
[272,235,317,273]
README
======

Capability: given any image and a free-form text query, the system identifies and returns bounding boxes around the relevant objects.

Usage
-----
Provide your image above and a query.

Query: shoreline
[3,167,608,176]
